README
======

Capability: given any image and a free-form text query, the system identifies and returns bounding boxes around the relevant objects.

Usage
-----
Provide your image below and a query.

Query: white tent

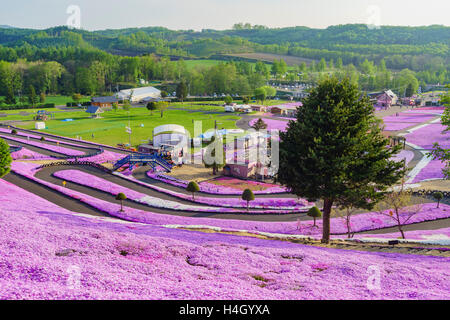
[116,86,161,103]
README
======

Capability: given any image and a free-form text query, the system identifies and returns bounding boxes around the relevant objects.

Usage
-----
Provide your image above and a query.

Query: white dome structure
[152,125,189,163]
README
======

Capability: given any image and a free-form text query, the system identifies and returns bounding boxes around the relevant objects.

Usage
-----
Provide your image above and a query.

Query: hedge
[0,103,55,111]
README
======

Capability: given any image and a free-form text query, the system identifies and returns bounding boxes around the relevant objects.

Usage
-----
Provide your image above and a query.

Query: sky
[0,0,449,31]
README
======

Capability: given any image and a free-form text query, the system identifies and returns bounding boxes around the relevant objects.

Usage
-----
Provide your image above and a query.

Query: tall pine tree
[0,138,12,178]
[277,77,405,243]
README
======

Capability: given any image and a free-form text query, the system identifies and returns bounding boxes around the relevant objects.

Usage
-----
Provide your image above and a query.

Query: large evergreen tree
[277,77,405,243]
[28,85,37,107]
[0,138,12,178]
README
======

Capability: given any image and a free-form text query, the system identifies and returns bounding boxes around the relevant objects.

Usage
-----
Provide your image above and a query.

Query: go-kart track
[1,125,314,222]
[1,120,449,235]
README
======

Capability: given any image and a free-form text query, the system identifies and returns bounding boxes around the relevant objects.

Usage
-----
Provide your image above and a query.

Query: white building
[35,122,46,130]
[116,86,161,103]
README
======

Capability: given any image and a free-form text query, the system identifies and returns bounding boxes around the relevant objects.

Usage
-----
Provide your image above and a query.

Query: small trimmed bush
[186,181,200,200]
[433,192,443,208]
[115,193,127,212]
[307,206,322,227]
[242,189,255,211]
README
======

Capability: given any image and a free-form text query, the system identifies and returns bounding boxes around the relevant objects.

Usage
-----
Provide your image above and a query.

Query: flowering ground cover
[411,159,447,183]
[130,172,308,209]
[291,203,450,237]
[148,172,289,195]
[68,150,125,164]
[2,135,85,157]
[406,123,449,150]
[10,146,56,160]
[383,113,437,124]
[391,150,414,165]
[351,227,450,245]
[11,162,449,237]
[382,112,438,131]
[200,176,288,193]
[404,122,449,182]
[261,113,296,121]
[1,179,449,299]
[52,170,304,214]
[248,118,290,132]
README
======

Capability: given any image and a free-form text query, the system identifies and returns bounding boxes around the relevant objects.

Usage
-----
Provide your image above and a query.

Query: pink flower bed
[148,172,290,195]
[2,135,85,156]
[411,160,447,183]
[68,150,125,164]
[248,118,290,132]
[352,227,450,245]
[391,150,414,165]
[383,113,437,124]
[261,113,296,121]
[1,179,449,299]
[382,112,438,131]
[52,170,303,214]
[133,172,309,209]
[405,122,449,181]
[382,122,420,131]
[201,176,288,193]
[10,147,56,160]
[11,162,449,237]
[293,203,450,236]
[406,123,449,150]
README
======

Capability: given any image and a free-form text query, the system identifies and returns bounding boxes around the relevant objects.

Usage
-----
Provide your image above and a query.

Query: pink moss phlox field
[383,113,437,124]
[1,135,85,156]
[381,112,438,131]
[391,150,414,165]
[1,178,449,299]
[10,147,56,160]
[10,162,449,236]
[405,122,449,181]
[68,150,125,164]
[131,172,308,209]
[294,203,450,236]
[53,170,303,214]
[148,172,289,195]
[406,123,449,150]
[248,118,290,132]
[11,163,307,219]
[412,160,447,182]
[351,227,450,244]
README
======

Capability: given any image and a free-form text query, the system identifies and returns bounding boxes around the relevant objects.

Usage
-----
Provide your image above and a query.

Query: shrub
[307,206,322,227]
[242,189,255,211]
[186,181,200,201]
[432,192,444,208]
[11,129,17,135]
[40,137,45,141]
[115,193,127,212]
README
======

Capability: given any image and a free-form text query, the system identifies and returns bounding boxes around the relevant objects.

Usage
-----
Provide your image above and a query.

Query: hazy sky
[1,0,449,31]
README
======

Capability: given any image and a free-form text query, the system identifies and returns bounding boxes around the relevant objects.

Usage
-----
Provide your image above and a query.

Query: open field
[225,52,316,66]
[10,106,240,146]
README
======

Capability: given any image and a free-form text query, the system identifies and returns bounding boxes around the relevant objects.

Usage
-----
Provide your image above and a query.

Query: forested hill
[0,24,448,73]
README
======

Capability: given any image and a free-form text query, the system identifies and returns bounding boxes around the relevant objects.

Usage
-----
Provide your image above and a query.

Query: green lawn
[14,107,241,147]
[184,59,223,70]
